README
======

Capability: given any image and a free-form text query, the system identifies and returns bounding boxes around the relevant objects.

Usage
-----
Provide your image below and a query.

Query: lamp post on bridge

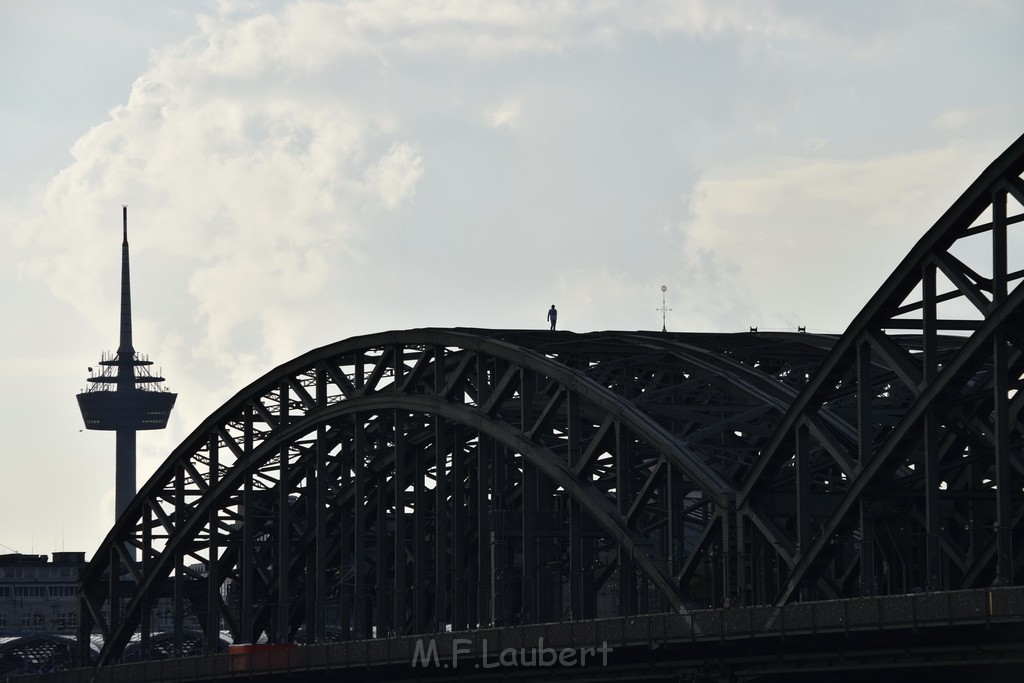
[657,285,672,333]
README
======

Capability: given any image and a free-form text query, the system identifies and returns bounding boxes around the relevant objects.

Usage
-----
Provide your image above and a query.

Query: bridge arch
[739,132,1024,604]
[84,329,837,664]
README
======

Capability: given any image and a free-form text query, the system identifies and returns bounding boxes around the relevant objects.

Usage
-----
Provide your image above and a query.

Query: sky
[0,0,1022,558]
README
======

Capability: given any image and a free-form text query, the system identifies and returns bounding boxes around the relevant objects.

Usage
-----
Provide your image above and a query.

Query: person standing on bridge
[547,304,558,330]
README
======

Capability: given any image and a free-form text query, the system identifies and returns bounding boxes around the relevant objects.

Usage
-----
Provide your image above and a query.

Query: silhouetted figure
[547,304,558,330]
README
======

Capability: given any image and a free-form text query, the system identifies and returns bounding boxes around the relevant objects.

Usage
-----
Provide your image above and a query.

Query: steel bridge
[65,132,1024,679]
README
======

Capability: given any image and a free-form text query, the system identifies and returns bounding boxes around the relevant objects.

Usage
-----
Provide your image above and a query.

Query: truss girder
[83,329,830,665]
[739,132,1024,604]
[78,134,1024,667]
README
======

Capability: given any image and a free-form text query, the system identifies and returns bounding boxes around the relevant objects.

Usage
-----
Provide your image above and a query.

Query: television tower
[77,207,176,520]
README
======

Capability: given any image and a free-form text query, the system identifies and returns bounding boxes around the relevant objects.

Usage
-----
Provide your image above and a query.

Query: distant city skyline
[0,1,1022,556]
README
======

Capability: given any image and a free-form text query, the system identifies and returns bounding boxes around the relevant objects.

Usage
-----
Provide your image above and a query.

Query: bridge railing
[24,586,1024,682]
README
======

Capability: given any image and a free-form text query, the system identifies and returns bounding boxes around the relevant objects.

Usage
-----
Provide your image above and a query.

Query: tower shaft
[115,430,136,520]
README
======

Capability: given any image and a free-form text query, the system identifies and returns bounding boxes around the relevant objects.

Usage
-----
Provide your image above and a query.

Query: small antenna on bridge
[657,285,672,333]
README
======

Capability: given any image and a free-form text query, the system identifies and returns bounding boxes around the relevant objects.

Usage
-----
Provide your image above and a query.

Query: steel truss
[79,133,1024,665]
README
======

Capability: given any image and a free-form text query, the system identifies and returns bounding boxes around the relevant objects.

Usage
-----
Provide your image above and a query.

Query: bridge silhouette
[33,133,1024,681]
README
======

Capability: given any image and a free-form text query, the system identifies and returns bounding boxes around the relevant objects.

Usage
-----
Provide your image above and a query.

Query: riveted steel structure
[77,133,1024,666]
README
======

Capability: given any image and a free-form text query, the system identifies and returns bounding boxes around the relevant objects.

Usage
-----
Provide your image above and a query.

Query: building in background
[0,552,85,674]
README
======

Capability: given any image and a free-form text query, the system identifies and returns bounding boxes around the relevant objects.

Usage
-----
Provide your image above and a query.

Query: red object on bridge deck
[228,643,299,672]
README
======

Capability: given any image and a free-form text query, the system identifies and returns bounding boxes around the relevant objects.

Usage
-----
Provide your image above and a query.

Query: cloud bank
[2,3,1021,553]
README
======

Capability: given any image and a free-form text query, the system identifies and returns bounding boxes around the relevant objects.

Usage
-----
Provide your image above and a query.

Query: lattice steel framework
[78,133,1024,666]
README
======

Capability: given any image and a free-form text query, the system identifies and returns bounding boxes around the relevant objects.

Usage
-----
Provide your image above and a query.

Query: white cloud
[165,0,812,75]
[931,108,987,132]
[215,0,267,17]
[684,141,1003,331]
[752,120,780,137]
[9,1,1020,365]
[804,137,828,152]
[10,29,426,384]
[365,142,424,208]
[483,98,523,131]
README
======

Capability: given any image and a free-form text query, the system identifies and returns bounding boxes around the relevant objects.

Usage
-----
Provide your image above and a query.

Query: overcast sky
[1,1,1021,557]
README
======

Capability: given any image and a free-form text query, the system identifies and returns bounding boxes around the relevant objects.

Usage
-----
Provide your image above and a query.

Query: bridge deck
[25,587,1024,682]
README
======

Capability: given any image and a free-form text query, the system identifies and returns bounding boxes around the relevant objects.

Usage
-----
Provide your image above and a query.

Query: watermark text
[411,637,612,669]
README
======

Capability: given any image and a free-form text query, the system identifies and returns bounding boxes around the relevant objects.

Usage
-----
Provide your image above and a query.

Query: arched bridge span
[79,133,1024,666]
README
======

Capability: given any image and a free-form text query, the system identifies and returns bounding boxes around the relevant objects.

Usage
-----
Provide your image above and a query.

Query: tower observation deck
[77,207,176,519]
